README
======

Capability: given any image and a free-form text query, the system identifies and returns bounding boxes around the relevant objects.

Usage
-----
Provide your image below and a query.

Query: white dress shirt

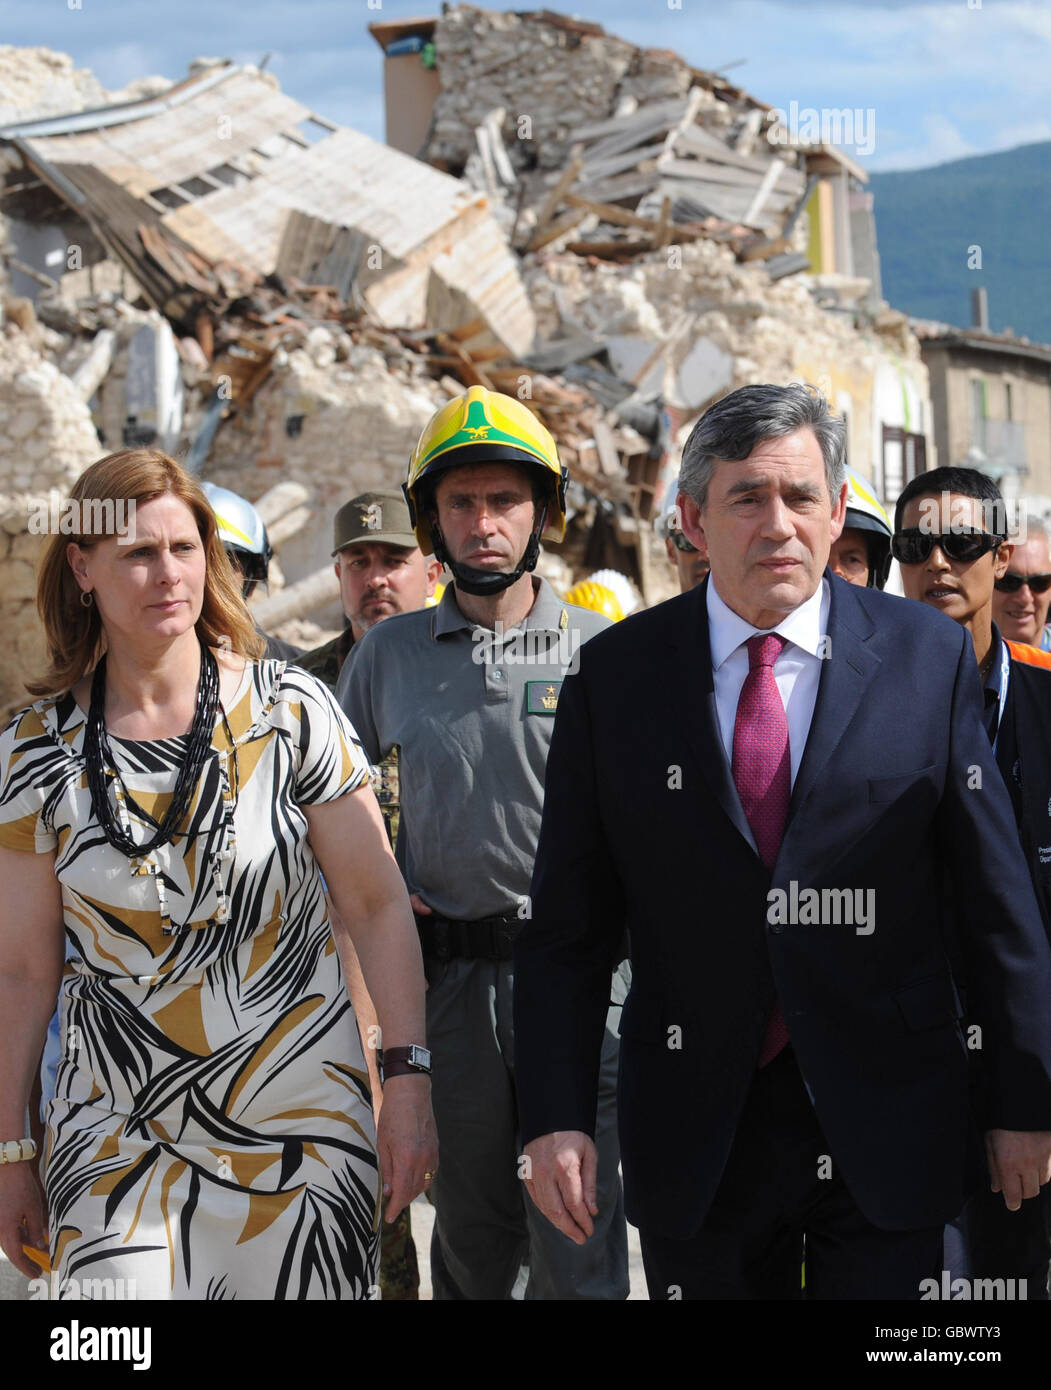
[707,575,830,788]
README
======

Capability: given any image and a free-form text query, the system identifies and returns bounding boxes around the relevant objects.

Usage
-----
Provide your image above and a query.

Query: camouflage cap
[332,490,418,555]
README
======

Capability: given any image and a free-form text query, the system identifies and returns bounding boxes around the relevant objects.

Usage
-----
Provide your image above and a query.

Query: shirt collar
[433,576,567,639]
[707,573,829,670]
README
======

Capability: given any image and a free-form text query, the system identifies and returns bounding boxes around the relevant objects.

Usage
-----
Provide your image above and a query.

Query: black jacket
[513,575,1051,1237]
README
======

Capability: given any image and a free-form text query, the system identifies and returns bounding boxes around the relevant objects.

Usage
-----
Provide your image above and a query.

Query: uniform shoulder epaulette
[1006,639,1051,671]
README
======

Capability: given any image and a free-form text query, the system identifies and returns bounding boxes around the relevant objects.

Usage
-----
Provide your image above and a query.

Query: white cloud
[868,114,975,171]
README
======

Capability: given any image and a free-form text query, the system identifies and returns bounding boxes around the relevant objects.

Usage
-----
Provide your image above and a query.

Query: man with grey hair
[992,514,1051,653]
[514,382,1051,1299]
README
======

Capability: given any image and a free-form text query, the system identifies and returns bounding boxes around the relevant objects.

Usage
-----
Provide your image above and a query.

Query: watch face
[409,1046,432,1069]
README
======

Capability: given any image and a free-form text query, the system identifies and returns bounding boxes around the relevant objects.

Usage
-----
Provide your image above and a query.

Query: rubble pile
[427,7,810,272]
[0,8,931,716]
[0,326,101,492]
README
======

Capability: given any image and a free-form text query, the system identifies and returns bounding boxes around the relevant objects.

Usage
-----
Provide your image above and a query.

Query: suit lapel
[673,578,758,854]
[780,574,882,845]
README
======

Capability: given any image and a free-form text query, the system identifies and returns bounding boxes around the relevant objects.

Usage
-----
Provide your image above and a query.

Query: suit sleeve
[939,631,1051,1129]
[334,633,385,767]
[513,650,625,1145]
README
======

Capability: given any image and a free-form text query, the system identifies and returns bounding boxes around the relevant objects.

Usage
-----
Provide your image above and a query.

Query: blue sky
[0,0,1047,171]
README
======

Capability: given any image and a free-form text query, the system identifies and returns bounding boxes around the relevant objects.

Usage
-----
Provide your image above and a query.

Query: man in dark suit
[513,383,1051,1299]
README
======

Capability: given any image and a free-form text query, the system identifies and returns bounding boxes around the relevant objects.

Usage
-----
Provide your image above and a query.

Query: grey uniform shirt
[336,577,610,920]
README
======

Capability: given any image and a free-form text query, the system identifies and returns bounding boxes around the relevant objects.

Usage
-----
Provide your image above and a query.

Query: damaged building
[0,7,932,718]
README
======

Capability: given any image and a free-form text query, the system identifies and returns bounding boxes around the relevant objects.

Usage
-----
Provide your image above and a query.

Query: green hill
[869,142,1051,344]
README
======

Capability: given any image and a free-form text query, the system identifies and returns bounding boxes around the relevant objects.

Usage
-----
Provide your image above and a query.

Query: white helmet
[586,568,639,617]
[842,468,892,589]
[202,481,272,598]
[655,476,683,541]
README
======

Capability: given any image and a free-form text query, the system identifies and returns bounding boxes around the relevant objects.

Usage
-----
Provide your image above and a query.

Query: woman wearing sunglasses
[893,464,1051,1304]
[992,518,1051,653]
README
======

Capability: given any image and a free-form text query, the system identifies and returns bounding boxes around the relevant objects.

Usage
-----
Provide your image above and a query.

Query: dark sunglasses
[995,571,1051,595]
[669,529,699,554]
[890,528,1002,566]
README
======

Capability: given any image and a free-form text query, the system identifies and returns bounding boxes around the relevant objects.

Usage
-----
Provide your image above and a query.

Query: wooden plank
[675,123,806,192]
[742,157,785,226]
[564,193,657,231]
[485,111,516,186]
[579,105,686,166]
[572,97,688,144]
[571,171,656,205]
[530,157,583,240]
[578,140,666,183]
[737,234,789,263]
[564,237,654,259]
[526,205,591,252]
[448,316,487,342]
[474,122,499,198]
[659,156,800,200]
[435,333,495,390]
[654,195,672,249]
[593,419,623,478]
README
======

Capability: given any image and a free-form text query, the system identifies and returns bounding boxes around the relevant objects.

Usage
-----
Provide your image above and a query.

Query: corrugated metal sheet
[24,70,312,197]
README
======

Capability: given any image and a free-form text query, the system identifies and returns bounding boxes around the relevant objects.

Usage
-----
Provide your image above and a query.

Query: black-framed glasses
[890,528,1002,566]
[995,571,1051,595]
[669,529,699,554]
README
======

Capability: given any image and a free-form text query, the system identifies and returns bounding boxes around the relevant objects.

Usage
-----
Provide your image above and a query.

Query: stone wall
[0,327,102,715]
[206,339,450,607]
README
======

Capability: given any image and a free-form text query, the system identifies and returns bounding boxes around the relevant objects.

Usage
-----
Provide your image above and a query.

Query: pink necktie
[731,633,791,1066]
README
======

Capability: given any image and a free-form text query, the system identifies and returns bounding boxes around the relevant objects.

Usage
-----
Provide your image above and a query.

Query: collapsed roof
[0,60,536,356]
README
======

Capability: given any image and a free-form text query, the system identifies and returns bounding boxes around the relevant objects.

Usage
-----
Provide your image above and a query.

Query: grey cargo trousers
[424,954,631,1300]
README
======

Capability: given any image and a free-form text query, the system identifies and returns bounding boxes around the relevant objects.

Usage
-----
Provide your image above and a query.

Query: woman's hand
[375,1074,438,1223]
[0,1163,48,1278]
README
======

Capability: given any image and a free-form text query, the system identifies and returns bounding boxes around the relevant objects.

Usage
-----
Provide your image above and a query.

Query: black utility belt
[416,912,520,962]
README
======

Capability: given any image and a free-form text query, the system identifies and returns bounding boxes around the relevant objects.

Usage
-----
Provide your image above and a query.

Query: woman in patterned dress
[0,450,436,1299]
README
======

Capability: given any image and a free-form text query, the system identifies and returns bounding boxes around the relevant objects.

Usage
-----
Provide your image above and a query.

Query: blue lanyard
[992,643,1010,756]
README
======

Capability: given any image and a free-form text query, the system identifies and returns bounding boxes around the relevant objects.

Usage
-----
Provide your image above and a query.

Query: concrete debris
[0,8,934,713]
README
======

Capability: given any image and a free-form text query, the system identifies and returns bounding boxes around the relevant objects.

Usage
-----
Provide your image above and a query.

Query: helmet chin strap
[432,504,547,599]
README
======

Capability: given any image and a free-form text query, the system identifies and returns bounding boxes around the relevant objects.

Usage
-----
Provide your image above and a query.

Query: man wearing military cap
[298,489,442,690]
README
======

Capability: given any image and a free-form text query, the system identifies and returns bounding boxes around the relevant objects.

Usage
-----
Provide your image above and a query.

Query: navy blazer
[513,572,1051,1237]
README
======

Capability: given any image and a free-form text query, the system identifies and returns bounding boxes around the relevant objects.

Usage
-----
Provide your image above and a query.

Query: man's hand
[376,1074,438,1223]
[985,1129,1051,1210]
[522,1131,598,1245]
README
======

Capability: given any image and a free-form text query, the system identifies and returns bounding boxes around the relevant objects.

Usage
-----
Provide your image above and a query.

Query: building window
[882,426,927,504]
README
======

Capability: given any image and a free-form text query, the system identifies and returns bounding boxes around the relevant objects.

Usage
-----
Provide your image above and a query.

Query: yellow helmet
[404,386,568,558]
[563,580,625,623]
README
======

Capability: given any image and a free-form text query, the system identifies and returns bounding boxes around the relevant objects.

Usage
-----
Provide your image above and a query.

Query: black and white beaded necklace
[85,640,220,858]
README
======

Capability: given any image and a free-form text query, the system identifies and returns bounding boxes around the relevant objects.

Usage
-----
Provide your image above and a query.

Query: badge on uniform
[526,681,562,714]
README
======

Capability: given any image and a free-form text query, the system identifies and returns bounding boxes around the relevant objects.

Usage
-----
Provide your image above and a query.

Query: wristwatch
[379,1044,432,1082]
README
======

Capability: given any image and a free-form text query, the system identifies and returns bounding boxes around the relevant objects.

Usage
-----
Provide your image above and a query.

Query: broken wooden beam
[526,205,592,252]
